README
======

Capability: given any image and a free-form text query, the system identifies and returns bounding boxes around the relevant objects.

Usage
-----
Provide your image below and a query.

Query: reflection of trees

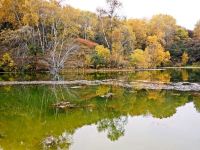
[181,69,189,81]
[97,87,190,119]
[96,85,111,96]
[130,90,189,119]
[193,95,200,113]
[1,84,200,148]
[97,117,127,141]
[128,70,171,83]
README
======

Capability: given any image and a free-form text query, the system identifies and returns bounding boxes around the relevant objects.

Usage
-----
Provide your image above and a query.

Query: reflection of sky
[71,102,200,150]
[65,0,200,30]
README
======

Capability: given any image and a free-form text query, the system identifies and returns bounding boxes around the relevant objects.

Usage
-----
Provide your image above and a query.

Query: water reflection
[0,68,200,82]
[0,83,200,149]
[1,69,200,149]
[97,117,128,141]
[42,132,72,150]
[71,102,200,150]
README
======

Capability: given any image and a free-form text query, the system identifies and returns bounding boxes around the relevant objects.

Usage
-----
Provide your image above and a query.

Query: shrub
[91,45,111,68]
[0,53,16,72]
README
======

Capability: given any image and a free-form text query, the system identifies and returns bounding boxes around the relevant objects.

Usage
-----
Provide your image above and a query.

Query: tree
[112,25,136,56]
[149,14,177,47]
[168,27,189,64]
[95,45,110,60]
[91,45,110,68]
[175,27,189,41]
[78,11,97,40]
[145,36,170,68]
[127,19,148,49]
[182,52,189,66]
[21,0,41,26]
[194,20,200,39]
[0,0,24,28]
[130,49,147,68]
[97,0,122,53]
[0,53,16,72]
[184,39,200,63]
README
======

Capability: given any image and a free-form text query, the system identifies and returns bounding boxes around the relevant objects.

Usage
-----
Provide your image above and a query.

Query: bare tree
[97,0,122,53]
[46,16,80,79]
[49,38,79,79]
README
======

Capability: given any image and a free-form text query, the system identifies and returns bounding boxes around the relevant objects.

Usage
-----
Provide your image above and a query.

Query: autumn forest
[0,0,200,74]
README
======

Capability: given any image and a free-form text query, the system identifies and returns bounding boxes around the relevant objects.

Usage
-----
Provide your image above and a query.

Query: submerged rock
[52,101,77,109]
[42,132,72,149]
[100,93,114,99]
[1,80,200,91]
[70,86,83,89]
[58,132,72,144]
[42,136,58,147]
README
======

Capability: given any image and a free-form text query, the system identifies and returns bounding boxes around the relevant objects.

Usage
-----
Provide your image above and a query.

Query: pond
[0,69,200,150]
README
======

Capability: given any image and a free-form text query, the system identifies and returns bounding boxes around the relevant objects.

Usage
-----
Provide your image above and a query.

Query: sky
[65,0,200,30]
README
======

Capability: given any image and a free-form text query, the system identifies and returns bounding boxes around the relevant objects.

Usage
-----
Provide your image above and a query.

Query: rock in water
[100,93,114,99]
[52,101,77,109]
[42,136,58,147]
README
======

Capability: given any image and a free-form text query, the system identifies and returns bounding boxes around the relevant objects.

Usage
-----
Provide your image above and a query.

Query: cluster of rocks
[42,132,72,149]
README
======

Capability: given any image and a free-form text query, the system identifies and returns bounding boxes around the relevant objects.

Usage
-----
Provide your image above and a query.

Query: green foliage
[175,27,189,40]
[130,49,147,68]
[91,54,105,68]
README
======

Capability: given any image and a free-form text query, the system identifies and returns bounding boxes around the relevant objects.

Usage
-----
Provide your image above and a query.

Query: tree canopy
[0,0,199,72]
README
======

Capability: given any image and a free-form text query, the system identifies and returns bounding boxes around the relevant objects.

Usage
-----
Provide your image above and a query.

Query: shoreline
[0,67,200,74]
[0,80,200,92]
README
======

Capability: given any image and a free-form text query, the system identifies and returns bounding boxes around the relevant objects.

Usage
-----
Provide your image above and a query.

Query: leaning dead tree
[47,18,80,78]
[49,38,79,76]
[38,5,80,79]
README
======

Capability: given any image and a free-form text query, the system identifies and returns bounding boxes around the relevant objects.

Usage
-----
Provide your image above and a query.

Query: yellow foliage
[130,36,171,68]
[0,53,16,71]
[85,55,92,67]
[145,36,170,68]
[181,70,189,81]
[22,0,40,26]
[132,71,171,83]
[96,85,110,96]
[182,52,189,66]
[194,20,200,39]
[95,45,110,60]
[127,19,148,48]
[149,14,176,45]
[0,0,24,27]
[112,42,123,54]
[147,90,164,102]
[130,49,147,68]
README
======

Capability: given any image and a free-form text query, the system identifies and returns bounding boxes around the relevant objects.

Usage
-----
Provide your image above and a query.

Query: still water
[0,69,200,150]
